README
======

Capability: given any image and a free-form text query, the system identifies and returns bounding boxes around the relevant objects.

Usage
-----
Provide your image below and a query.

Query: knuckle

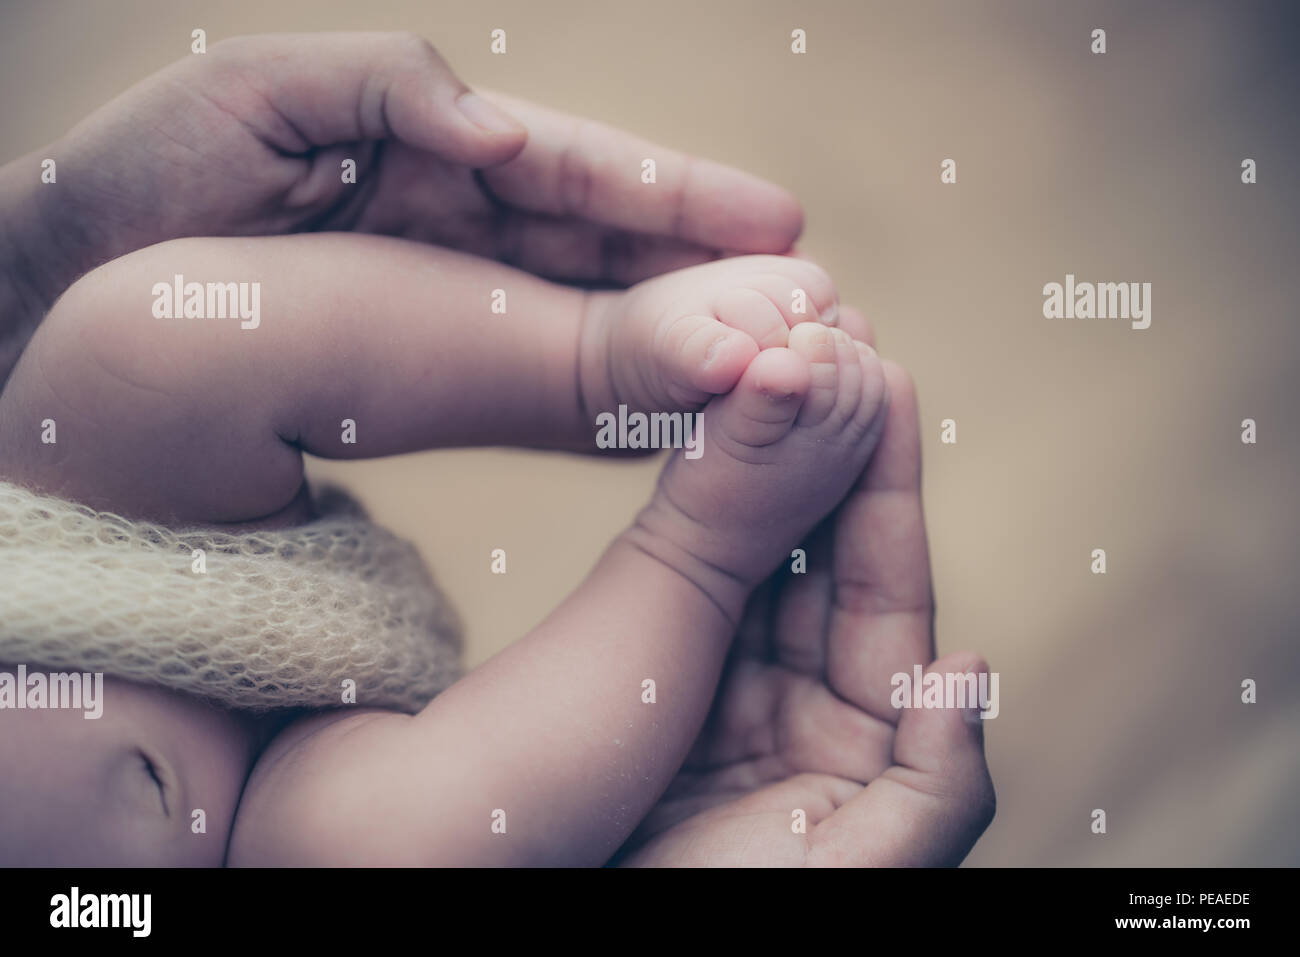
[559,122,596,217]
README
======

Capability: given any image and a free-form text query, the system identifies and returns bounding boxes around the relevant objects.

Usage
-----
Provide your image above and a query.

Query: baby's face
[0,672,260,865]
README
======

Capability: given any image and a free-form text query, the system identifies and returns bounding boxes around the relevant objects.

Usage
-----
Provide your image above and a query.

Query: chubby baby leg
[0,227,886,864]
[232,303,889,866]
[0,233,593,525]
[1,233,837,527]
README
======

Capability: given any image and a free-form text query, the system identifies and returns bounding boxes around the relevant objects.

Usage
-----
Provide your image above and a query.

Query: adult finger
[808,651,997,866]
[478,93,804,253]
[201,32,527,165]
[769,520,834,675]
[490,213,727,284]
[824,361,936,723]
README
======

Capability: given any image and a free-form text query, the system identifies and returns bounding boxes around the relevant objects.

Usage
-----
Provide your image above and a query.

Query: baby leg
[0,234,835,526]
[0,233,594,524]
[231,315,889,866]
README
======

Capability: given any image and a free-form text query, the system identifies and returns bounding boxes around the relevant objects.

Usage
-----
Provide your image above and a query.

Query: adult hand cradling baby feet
[0,31,993,867]
[618,358,996,866]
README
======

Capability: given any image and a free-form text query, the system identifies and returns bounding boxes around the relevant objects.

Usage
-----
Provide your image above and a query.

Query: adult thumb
[203,32,527,165]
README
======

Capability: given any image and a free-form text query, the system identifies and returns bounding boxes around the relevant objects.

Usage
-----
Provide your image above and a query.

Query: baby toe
[660,313,760,401]
[731,256,839,329]
[786,322,842,428]
[711,286,793,349]
[829,328,866,428]
[711,347,812,449]
[850,339,889,436]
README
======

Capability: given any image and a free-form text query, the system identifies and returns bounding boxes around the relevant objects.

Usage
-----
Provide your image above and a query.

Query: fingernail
[456,92,525,135]
[818,302,839,326]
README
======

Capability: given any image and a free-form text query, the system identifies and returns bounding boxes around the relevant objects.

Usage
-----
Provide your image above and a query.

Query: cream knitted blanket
[0,481,461,713]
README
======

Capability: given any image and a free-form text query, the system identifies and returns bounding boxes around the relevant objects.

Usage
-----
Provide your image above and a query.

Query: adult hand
[0,32,803,380]
[616,351,996,866]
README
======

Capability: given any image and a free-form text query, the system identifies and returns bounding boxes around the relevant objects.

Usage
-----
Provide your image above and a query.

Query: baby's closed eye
[135,748,170,817]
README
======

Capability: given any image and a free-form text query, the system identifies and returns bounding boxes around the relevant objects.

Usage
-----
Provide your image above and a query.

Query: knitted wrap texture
[0,481,462,713]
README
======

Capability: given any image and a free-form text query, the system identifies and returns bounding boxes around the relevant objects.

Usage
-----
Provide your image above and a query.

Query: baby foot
[578,255,841,424]
[624,322,889,618]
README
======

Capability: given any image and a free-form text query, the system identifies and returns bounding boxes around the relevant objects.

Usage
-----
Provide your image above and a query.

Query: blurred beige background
[3,0,1296,866]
